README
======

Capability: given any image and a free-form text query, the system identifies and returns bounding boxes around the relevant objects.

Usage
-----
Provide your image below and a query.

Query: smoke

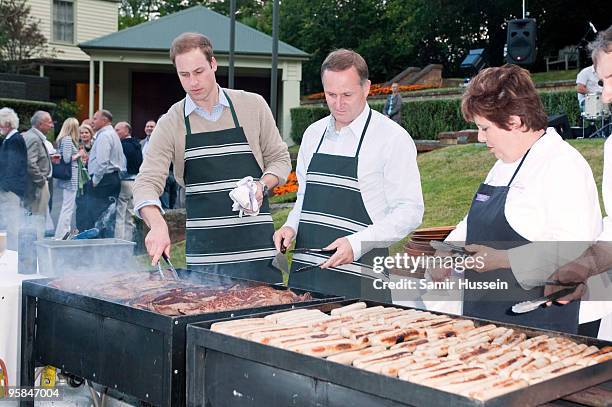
[94,197,117,237]
[0,195,37,251]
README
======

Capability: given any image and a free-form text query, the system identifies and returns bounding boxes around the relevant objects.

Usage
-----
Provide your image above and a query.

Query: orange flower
[274,171,299,196]
[304,83,436,101]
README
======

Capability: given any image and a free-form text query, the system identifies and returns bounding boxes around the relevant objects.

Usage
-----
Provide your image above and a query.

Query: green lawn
[530,69,579,83]
[270,191,297,204]
[417,139,604,228]
[169,139,606,265]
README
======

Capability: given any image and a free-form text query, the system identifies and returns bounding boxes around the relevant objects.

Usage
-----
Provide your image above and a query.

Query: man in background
[76,109,126,235]
[383,82,403,125]
[0,107,28,249]
[576,64,603,112]
[114,121,142,241]
[22,111,53,219]
[141,119,156,154]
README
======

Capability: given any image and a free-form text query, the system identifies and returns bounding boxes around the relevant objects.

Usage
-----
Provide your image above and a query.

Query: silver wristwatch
[258,180,269,195]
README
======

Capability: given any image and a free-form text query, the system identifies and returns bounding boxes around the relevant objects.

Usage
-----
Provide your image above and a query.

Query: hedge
[290,89,581,143]
[0,97,57,133]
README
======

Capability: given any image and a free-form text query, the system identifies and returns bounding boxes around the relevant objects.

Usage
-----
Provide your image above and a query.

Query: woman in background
[79,123,94,167]
[54,118,87,238]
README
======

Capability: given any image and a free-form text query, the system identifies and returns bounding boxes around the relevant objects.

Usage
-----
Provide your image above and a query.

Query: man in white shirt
[273,49,424,301]
[141,119,156,155]
[576,65,603,112]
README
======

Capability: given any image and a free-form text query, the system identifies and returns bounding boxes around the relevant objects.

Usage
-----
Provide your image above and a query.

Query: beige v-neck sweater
[133,88,291,208]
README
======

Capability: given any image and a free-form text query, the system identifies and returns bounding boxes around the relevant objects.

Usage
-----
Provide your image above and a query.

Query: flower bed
[305,83,436,101]
[274,172,298,196]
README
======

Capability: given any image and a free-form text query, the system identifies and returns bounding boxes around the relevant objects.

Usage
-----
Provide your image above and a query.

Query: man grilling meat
[133,32,291,283]
[273,49,424,301]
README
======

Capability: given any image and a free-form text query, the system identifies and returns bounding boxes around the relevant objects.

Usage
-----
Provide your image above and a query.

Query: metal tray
[35,238,136,276]
[186,300,612,407]
[20,270,342,407]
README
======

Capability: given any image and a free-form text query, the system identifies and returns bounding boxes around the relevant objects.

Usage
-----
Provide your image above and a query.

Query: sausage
[576,346,612,366]
[330,302,367,316]
[268,332,342,347]
[462,378,528,400]
[368,328,422,347]
[326,345,388,365]
[353,349,414,368]
[289,338,368,358]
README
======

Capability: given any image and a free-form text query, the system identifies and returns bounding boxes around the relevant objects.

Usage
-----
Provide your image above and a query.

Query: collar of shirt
[184,85,229,121]
[95,124,114,138]
[31,127,47,141]
[5,129,18,140]
[326,104,371,139]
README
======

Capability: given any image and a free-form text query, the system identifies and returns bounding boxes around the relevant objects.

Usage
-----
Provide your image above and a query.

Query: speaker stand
[582,114,612,138]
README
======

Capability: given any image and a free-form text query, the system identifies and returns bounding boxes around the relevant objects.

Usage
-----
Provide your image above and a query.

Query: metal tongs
[429,240,474,257]
[511,286,579,314]
[156,253,179,280]
[291,248,390,279]
[291,248,337,273]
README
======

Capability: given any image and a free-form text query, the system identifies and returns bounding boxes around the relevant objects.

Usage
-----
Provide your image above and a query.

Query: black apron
[183,91,280,283]
[463,149,579,334]
[288,110,392,302]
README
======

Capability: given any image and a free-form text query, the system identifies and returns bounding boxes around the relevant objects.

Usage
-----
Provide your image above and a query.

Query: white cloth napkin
[229,176,260,217]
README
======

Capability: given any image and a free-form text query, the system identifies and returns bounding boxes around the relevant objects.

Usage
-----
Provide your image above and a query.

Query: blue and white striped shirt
[184,86,230,121]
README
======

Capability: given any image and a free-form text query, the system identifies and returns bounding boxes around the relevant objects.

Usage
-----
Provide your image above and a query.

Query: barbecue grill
[19,270,342,407]
[186,300,612,407]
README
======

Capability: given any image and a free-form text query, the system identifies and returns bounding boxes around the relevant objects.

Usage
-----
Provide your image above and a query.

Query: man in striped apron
[134,33,291,283]
[274,49,424,301]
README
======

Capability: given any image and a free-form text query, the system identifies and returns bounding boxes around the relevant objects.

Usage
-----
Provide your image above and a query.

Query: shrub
[0,97,56,132]
[53,99,81,131]
[291,89,582,142]
[290,105,329,144]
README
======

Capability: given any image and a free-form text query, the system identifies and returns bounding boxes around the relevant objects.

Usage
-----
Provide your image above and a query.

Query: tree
[0,0,50,73]
[119,0,160,30]
[280,0,391,93]
[119,0,272,33]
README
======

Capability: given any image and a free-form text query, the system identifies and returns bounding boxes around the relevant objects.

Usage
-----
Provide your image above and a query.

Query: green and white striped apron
[288,109,392,302]
[183,92,281,283]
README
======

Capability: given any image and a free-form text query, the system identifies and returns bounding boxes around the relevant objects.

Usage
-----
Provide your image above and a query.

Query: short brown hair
[170,32,214,65]
[590,25,612,66]
[321,49,369,85]
[461,64,547,131]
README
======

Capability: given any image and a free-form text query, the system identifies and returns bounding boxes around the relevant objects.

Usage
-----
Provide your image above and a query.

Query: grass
[417,139,605,228]
[530,70,579,83]
[288,144,300,155]
[168,139,606,265]
[270,191,297,204]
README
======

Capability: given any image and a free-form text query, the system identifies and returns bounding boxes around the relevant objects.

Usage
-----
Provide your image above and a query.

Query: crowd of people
[0,108,180,247]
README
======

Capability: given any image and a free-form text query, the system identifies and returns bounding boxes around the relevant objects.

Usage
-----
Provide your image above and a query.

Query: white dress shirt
[284,105,424,260]
[89,125,127,185]
[445,128,612,327]
[576,66,603,105]
[599,136,612,241]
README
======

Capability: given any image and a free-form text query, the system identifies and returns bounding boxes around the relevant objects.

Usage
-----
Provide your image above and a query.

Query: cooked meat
[48,271,312,316]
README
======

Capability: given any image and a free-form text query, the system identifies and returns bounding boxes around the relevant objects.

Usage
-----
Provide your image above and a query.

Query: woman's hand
[426,250,454,281]
[464,244,510,272]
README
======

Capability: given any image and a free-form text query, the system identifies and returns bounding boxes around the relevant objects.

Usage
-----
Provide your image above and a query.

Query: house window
[53,0,74,43]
